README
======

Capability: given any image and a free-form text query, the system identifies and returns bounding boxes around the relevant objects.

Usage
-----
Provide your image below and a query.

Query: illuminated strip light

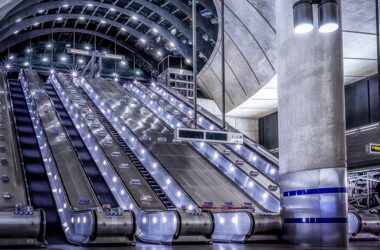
[149,84,280,182]
[127,84,280,213]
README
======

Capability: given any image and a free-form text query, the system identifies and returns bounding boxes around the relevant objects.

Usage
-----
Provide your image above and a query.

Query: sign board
[174,128,244,144]
[367,143,380,155]
[67,48,92,56]
[103,53,125,60]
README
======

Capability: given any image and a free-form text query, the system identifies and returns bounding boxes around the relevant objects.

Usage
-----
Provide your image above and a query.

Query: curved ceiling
[0,0,218,76]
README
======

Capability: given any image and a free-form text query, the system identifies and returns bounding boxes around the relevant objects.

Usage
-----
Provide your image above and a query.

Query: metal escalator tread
[78,87,176,209]
[45,83,118,208]
[8,80,65,244]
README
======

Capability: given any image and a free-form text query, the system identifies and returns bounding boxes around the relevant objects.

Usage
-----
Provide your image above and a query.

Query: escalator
[129,82,280,205]
[126,81,280,213]
[21,69,135,245]
[76,86,175,209]
[153,83,280,183]
[44,82,118,208]
[80,77,282,242]
[50,73,215,244]
[8,79,64,244]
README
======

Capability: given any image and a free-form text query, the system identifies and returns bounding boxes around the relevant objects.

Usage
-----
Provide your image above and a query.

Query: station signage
[67,48,91,56]
[174,128,244,144]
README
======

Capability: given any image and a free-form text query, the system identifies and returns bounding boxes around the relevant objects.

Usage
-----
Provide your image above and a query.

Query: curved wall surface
[198,0,276,113]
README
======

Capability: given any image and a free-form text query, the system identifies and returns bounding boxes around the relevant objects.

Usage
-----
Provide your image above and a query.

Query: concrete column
[277,0,348,247]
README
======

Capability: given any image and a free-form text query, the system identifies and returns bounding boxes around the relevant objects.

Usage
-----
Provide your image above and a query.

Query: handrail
[20,69,94,245]
[150,83,280,182]
[126,82,280,214]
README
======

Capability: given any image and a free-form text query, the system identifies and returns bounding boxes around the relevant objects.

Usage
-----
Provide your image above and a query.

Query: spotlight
[293,0,339,34]
[293,0,314,34]
[71,71,78,78]
[5,64,11,71]
[318,0,339,33]
[50,69,55,74]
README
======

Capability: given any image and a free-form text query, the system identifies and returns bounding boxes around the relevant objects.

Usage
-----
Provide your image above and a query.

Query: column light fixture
[293,0,339,34]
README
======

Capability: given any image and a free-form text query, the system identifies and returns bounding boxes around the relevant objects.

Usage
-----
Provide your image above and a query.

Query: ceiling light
[8,56,14,60]
[100,20,106,24]
[152,28,158,33]
[169,41,175,47]
[84,45,91,50]
[46,44,52,48]
[5,64,11,70]
[156,51,162,56]
[318,0,339,33]
[56,17,63,21]
[131,15,138,20]
[86,3,94,8]
[79,16,85,21]
[121,27,127,32]
[78,58,84,64]
[62,4,69,8]
[293,0,314,34]
[14,30,19,35]
[23,62,29,66]
[140,38,146,43]
[60,56,67,61]
[38,9,44,13]
[42,57,48,62]
[50,69,55,74]
[110,7,116,12]
[34,22,40,26]
[16,18,22,23]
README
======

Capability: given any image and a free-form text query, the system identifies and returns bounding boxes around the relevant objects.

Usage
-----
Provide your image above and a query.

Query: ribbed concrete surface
[0,0,21,20]
[198,0,276,113]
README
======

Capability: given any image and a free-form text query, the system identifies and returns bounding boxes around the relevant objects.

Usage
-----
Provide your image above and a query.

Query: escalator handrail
[80,76,198,210]
[134,83,280,198]
[158,84,280,166]
[20,69,94,245]
[44,80,115,208]
[48,75,143,211]
[3,74,32,207]
[127,82,279,213]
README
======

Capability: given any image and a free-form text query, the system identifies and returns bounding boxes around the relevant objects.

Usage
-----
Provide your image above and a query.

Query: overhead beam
[0,14,181,60]
[0,13,175,56]
[3,0,212,56]
[0,28,155,68]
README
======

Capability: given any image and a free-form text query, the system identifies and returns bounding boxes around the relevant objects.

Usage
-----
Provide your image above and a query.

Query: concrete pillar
[277,0,348,247]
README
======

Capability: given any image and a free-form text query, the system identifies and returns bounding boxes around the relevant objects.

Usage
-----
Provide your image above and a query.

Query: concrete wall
[198,0,276,112]
[198,98,259,141]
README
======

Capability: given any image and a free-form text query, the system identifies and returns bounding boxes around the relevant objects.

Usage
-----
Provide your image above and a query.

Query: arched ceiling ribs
[0,0,195,58]
[4,0,213,58]
[0,14,176,59]
[0,28,155,68]
[164,0,217,39]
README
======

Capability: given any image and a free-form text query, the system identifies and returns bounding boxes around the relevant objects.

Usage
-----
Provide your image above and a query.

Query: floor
[17,241,378,250]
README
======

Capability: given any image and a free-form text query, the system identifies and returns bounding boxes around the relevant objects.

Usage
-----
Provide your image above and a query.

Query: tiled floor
[38,241,380,250]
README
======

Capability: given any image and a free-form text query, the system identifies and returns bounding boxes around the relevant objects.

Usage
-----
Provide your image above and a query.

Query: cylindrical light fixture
[318,0,339,33]
[293,0,314,34]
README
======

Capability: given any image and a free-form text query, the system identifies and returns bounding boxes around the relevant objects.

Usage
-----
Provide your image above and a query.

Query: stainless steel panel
[281,167,348,247]
[56,74,165,211]
[88,78,253,208]
[23,70,98,211]
[0,70,28,209]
